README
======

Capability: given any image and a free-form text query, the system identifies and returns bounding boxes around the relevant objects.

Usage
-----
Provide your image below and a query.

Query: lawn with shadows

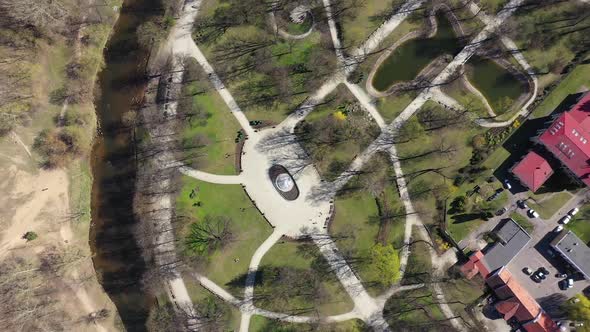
[383,286,449,331]
[567,203,590,245]
[330,152,406,296]
[527,191,573,220]
[249,315,368,331]
[178,59,242,175]
[194,1,337,124]
[175,177,273,297]
[295,85,381,181]
[510,212,535,234]
[394,101,487,234]
[248,238,354,316]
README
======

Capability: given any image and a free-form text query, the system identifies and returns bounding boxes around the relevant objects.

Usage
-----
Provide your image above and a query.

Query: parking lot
[505,197,590,315]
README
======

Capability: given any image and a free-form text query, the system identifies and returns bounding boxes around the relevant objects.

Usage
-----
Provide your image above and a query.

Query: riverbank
[0,1,123,330]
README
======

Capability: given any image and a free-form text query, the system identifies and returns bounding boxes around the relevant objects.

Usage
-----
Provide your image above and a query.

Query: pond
[466,56,528,114]
[371,13,462,92]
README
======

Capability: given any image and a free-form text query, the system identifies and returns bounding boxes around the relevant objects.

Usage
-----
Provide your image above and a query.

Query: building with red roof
[486,268,559,332]
[511,151,554,192]
[537,92,590,187]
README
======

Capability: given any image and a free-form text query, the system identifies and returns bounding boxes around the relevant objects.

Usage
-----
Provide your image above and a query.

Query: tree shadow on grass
[450,213,481,224]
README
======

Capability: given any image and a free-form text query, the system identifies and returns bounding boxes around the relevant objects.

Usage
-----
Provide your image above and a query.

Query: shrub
[23,231,38,241]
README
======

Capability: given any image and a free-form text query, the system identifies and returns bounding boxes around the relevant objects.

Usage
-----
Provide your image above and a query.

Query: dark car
[517,200,528,209]
[531,274,542,283]
[496,207,507,216]
[539,267,550,275]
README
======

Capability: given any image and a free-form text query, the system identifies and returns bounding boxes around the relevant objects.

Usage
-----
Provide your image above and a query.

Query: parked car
[532,274,542,283]
[568,207,580,216]
[556,273,568,278]
[540,267,550,275]
[560,215,572,224]
[528,209,540,218]
[517,200,529,209]
[504,179,512,190]
[555,225,564,232]
[567,278,574,288]
[523,267,533,275]
[496,207,507,216]
[546,248,556,258]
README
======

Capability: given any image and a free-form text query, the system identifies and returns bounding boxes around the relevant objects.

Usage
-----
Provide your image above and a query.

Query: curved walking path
[268,7,315,40]
[179,166,243,184]
[460,0,538,126]
[147,0,532,331]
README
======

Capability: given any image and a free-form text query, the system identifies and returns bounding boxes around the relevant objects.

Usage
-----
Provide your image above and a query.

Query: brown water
[90,0,162,330]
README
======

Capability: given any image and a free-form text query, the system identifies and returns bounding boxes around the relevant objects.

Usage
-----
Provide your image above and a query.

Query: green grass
[567,207,590,245]
[441,77,489,118]
[394,102,488,235]
[340,0,396,49]
[176,176,273,296]
[183,278,241,330]
[181,68,241,175]
[510,212,534,234]
[383,286,447,331]
[531,63,590,119]
[527,191,573,219]
[439,276,484,326]
[67,159,93,224]
[377,91,418,123]
[402,227,433,285]
[255,239,354,316]
[295,86,380,180]
[249,315,367,332]
[330,154,406,296]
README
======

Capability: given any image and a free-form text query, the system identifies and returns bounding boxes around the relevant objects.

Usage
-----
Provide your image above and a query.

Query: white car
[568,207,580,216]
[567,278,574,288]
[528,209,539,218]
[560,215,572,224]
[555,225,564,232]
[504,179,512,190]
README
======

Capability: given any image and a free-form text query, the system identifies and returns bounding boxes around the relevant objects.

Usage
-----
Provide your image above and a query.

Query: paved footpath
[153,0,530,330]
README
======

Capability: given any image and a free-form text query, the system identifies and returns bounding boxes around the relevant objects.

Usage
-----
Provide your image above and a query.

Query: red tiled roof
[486,268,559,332]
[495,298,520,320]
[539,92,590,186]
[461,250,490,279]
[511,151,553,192]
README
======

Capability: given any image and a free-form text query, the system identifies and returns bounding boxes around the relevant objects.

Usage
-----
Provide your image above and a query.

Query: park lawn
[245,31,325,124]
[383,286,447,331]
[566,203,590,245]
[339,0,396,49]
[255,239,354,316]
[249,315,367,332]
[175,176,273,297]
[527,191,573,219]
[182,278,241,330]
[181,68,241,175]
[531,62,590,119]
[508,1,589,88]
[510,212,535,234]
[441,75,490,118]
[448,189,508,241]
[377,91,419,123]
[402,227,433,284]
[395,102,488,232]
[330,154,406,296]
[295,85,380,181]
[439,276,484,326]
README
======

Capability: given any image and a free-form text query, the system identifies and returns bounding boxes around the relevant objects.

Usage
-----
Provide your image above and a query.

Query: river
[90,0,162,330]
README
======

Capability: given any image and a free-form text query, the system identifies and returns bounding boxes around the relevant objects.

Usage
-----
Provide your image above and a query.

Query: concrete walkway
[179,166,242,185]
[154,0,531,330]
